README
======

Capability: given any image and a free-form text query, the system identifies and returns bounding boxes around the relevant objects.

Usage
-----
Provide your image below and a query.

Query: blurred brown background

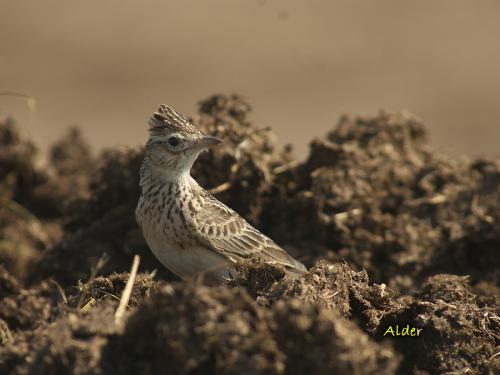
[1,0,499,158]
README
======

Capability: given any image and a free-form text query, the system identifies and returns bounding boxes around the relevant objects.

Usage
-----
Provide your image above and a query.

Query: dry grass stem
[115,254,141,325]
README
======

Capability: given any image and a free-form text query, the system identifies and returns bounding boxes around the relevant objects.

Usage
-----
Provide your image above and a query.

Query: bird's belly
[142,222,231,281]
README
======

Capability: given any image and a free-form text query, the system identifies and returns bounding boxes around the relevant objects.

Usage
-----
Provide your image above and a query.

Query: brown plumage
[191,186,305,272]
[136,104,306,282]
[149,104,202,136]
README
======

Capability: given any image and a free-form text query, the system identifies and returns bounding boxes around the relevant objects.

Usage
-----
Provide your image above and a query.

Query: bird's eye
[167,136,180,147]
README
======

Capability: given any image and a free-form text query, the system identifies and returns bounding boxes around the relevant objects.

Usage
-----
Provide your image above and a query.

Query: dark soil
[0,96,498,374]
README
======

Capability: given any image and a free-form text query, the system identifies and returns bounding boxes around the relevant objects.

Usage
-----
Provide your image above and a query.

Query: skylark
[136,105,306,282]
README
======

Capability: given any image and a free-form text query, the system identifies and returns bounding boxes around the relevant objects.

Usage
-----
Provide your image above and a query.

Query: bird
[135,104,306,282]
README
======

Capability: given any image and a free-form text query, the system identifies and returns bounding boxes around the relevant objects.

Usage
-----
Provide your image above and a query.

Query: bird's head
[144,104,222,177]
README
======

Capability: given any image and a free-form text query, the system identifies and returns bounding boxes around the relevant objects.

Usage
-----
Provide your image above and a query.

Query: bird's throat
[140,162,196,203]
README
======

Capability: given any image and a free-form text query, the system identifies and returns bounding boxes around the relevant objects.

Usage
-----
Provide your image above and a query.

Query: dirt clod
[1,98,498,374]
[377,274,500,374]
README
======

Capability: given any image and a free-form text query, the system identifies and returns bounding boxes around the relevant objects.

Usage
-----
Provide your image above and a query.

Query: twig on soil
[406,194,447,207]
[208,182,231,195]
[208,159,299,195]
[334,208,363,222]
[208,126,277,195]
[77,253,109,309]
[115,254,140,325]
[50,279,68,304]
[235,127,271,157]
[272,160,301,175]
[80,297,96,312]
[321,290,339,299]
[96,288,122,303]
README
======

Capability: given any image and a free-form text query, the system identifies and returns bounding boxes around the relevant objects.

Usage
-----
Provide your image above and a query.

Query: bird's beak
[192,135,223,150]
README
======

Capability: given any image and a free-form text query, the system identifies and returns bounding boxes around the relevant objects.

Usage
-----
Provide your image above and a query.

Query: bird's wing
[192,193,306,272]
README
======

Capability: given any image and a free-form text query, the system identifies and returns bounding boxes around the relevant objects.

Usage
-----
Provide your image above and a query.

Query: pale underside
[138,104,305,282]
[138,181,306,282]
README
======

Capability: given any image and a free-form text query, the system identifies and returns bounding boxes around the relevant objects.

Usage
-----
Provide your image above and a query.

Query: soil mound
[263,112,500,291]
[0,96,498,374]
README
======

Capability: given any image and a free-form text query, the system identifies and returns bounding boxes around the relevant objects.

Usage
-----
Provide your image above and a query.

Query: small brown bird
[136,105,306,282]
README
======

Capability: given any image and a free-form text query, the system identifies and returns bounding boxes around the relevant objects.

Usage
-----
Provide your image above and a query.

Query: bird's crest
[148,105,202,136]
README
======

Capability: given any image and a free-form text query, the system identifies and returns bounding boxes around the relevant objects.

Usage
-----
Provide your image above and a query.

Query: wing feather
[192,193,306,272]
